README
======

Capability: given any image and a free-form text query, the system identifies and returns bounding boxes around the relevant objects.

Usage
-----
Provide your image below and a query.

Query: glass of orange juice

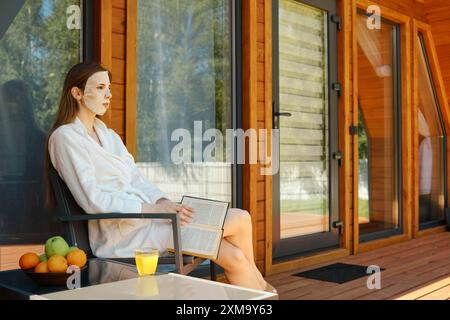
[134,248,159,276]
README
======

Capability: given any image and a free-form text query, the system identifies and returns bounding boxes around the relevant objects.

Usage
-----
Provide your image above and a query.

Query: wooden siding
[97,0,129,140]
[242,0,264,273]
[425,3,450,132]
[362,0,427,22]
[0,245,44,271]
[257,0,268,274]
[339,0,354,254]
[110,0,127,139]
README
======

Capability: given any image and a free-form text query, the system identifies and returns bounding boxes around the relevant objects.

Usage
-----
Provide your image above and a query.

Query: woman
[45,62,275,292]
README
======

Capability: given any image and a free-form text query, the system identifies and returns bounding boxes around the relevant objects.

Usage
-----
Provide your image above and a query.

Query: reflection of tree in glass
[358,106,370,219]
[0,0,79,242]
[0,0,80,133]
[136,0,231,163]
[358,107,369,160]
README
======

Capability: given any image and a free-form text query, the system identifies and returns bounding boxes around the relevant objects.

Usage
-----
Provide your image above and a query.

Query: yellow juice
[135,252,159,276]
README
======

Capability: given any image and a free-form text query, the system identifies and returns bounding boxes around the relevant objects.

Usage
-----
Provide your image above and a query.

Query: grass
[280,198,370,219]
[358,199,369,219]
[281,199,328,215]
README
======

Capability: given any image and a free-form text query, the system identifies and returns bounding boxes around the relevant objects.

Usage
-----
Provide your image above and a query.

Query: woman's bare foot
[250,263,268,290]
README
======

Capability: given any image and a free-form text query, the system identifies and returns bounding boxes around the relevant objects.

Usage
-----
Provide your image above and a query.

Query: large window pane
[417,33,446,226]
[278,0,329,239]
[136,0,232,202]
[0,0,82,243]
[357,13,401,238]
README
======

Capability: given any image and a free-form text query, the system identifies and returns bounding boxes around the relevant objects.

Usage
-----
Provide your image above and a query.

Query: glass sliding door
[136,0,235,204]
[417,33,447,229]
[0,0,85,243]
[356,12,402,241]
[273,0,340,258]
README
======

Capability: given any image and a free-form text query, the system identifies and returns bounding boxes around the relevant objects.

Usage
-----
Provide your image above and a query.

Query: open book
[167,196,229,260]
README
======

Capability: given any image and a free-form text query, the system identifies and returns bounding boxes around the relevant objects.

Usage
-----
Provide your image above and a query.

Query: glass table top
[31,273,276,300]
[0,258,140,299]
[0,258,277,300]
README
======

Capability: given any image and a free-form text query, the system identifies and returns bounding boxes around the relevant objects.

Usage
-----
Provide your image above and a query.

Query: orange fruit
[66,249,87,268]
[34,262,49,273]
[47,255,68,273]
[19,253,40,270]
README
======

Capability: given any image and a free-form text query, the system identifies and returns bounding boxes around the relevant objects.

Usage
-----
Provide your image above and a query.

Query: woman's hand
[141,199,194,225]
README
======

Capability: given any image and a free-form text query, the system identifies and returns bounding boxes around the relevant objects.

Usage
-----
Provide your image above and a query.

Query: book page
[168,225,222,258]
[181,226,221,256]
[182,196,229,228]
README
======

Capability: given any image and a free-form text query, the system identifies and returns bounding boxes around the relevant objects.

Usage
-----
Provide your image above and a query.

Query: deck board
[265,232,450,300]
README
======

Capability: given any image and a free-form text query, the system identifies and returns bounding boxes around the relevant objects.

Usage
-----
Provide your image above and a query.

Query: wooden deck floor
[265,232,450,300]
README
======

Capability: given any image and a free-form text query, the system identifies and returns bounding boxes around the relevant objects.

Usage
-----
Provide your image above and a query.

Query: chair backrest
[49,165,92,256]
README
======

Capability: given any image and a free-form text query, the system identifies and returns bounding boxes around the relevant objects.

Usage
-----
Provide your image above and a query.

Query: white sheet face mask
[82,71,112,116]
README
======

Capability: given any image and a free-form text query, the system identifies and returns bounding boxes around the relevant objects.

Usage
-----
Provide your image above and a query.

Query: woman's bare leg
[222,209,267,289]
[223,209,254,261]
[212,239,264,290]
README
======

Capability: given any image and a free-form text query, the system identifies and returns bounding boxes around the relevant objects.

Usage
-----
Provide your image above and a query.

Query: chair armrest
[57,213,177,222]
[57,213,184,274]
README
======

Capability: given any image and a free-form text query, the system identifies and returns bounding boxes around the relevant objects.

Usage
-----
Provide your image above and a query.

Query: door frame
[356,10,403,243]
[353,0,412,254]
[272,0,341,260]
[412,20,450,237]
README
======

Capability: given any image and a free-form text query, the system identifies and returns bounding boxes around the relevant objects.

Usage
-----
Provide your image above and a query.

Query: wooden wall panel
[257,0,267,274]
[242,0,259,275]
[0,245,44,271]
[242,0,272,275]
[110,2,127,142]
[426,2,450,128]
[112,0,126,9]
[340,0,354,253]
[98,0,128,142]
[363,0,427,22]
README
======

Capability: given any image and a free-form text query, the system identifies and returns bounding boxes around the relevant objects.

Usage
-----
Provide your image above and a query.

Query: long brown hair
[44,61,112,208]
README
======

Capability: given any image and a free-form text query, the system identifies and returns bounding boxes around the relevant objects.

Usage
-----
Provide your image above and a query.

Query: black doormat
[293,263,384,284]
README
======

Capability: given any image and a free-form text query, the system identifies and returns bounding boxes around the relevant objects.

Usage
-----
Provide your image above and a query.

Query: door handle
[333,151,343,166]
[274,112,292,117]
[332,220,343,235]
[273,111,292,129]
[273,100,292,129]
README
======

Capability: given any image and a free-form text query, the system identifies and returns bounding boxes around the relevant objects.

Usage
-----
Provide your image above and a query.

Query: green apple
[45,236,69,258]
[39,254,48,262]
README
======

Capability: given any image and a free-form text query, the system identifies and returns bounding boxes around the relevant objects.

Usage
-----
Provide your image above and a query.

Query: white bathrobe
[48,117,173,258]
